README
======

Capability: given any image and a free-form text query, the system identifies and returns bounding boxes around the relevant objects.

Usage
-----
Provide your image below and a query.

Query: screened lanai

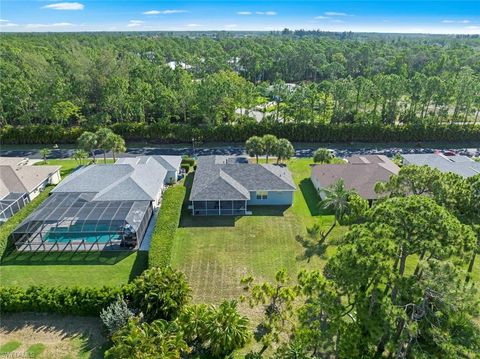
[11,192,153,252]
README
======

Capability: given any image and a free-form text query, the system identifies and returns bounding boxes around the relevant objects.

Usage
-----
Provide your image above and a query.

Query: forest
[1,31,479,141]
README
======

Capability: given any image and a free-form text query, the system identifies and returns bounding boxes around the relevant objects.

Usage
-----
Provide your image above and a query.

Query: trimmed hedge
[148,183,187,268]
[181,157,196,167]
[1,122,479,145]
[0,187,53,260]
[0,285,120,315]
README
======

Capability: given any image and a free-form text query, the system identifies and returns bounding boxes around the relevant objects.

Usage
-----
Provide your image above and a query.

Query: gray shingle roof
[401,154,480,177]
[190,156,296,201]
[116,155,182,172]
[0,164,60,199]
[53,160,166,201]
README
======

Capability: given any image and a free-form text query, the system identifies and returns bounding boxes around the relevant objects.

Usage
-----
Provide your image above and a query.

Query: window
[256,191,268,200]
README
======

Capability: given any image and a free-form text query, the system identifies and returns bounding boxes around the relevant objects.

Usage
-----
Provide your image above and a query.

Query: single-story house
[310,155,400,201]
[11,156,175,252]
[116,155,182,184]
[401,153,480,177]
[189,156,296,215]
[0,157,61,222]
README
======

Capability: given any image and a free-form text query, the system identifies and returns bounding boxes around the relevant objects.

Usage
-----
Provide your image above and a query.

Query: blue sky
[1,1,479,33]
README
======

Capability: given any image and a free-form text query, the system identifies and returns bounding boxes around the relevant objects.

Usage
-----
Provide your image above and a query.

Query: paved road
[1,145,479,159]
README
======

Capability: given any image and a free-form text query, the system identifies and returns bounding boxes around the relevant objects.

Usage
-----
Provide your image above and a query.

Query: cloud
[324,11,348,16]
[330,19,345,23]
[314,16,329,19]
[187,23,201,27]
[255,11,277,16]
[143,9,188,15]
[442,19,470,24]
[0,19,10,22]
[466,25,479,30]
[224,24,238,28]
[127,20,144,28]
[26,22,74,28]
[237,11,252,15]
[0,22,19,27]
[42,2,84,10]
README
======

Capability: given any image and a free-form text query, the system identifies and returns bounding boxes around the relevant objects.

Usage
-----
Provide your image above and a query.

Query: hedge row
[2,122,479,145]
[0,187,53,260]
[148,183,187,268]
[0,285,120,315]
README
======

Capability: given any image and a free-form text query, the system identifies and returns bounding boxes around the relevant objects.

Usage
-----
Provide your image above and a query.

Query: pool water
[44,225,122,244]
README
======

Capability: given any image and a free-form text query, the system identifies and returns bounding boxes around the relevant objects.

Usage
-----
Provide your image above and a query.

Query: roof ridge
[91,168,135,199]
[219,170,250,198]
[261,164,296,189]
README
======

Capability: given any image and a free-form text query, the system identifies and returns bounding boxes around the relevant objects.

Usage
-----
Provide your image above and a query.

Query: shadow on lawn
[1,250,139,266]
[0,313,108,359]
[299,178,333,216]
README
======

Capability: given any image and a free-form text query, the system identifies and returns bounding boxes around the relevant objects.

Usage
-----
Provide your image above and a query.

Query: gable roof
[116,155,182,172]
[53,161,166,201]
[401,154,480,177]
[0,164,60,199]
[311,159,399,200]
[190,156,296,201]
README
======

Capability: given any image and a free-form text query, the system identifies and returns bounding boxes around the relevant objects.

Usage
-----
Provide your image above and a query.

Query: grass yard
[171,158,346,304]
[0,313,107,358]
[0,251,147,287]
[36,158,114,177]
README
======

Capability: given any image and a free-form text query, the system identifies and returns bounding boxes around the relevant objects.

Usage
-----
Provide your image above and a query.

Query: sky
[1,0,479,34]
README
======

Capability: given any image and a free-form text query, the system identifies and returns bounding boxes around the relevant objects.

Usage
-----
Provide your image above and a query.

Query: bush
[0,187,53,260]
[126,267,191,321]
[0,285,120,315]
[148,183,186,268]
[2,123,479,145]
[181,157,196,166]
[181,163,190,173]
[100,295,135,336]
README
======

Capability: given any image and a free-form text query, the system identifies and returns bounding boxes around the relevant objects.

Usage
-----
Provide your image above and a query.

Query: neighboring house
[189,156,296,215]
[116,155,182,184]
[0,157,61,222]
[310,155,400,201]
[11,158,169,252]
[401,153,480,177]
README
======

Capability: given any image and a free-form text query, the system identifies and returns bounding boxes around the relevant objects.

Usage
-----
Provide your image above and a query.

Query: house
[11,156,178,252]
[310,155,400,201]
[116,155,182,184]
[0,157,61,222]
[189,156,296,215]
[401,153,480,177]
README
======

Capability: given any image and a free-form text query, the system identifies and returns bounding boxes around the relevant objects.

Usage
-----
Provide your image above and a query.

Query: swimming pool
[44,225,122,244]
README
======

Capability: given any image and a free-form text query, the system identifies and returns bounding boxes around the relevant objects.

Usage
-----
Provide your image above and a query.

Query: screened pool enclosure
[11,192,153,252]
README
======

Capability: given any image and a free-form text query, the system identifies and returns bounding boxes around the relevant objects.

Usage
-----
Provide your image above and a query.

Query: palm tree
[77,131,98,163]
[321,179,355,239]
[245,136,265,163]
[262,134,278,163]
[95,128,115,164]
[40,148,51,164]
[72,149,88,165]
[111,134,126,162]
[313,148,333,164]
[274,138,294,164]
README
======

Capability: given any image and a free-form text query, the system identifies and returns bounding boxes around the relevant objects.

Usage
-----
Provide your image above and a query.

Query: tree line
[1,32,479,130]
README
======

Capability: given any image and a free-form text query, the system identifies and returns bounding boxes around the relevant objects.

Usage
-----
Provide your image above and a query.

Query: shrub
[181,157,196,166]
[0,187,53,260]
[2,123,479,145]
[0,285,120,315]
[100,295,135,336]
[127,267,191,321]
[148,183,186,268]
[181,163,190,173]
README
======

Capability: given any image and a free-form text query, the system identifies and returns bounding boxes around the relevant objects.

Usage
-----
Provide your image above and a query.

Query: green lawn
[171,158,345,303]
[36,158,114,177]
[1,158,146,288]
[0,251,148,287]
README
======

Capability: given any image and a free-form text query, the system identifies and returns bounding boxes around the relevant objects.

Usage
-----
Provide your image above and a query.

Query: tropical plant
[72,149,88,165]
[111,134,126,162]
[105,318,189,358]
[313,148,333,164]
[39,148,51,164]
[128,267,191,322]
[95,128,115,164]
[245,136,265,163]
[77,131,98,163]
[274,138,294,164]
[100,295,134,336]
[321,179,355,238]
[262,134,278,163]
